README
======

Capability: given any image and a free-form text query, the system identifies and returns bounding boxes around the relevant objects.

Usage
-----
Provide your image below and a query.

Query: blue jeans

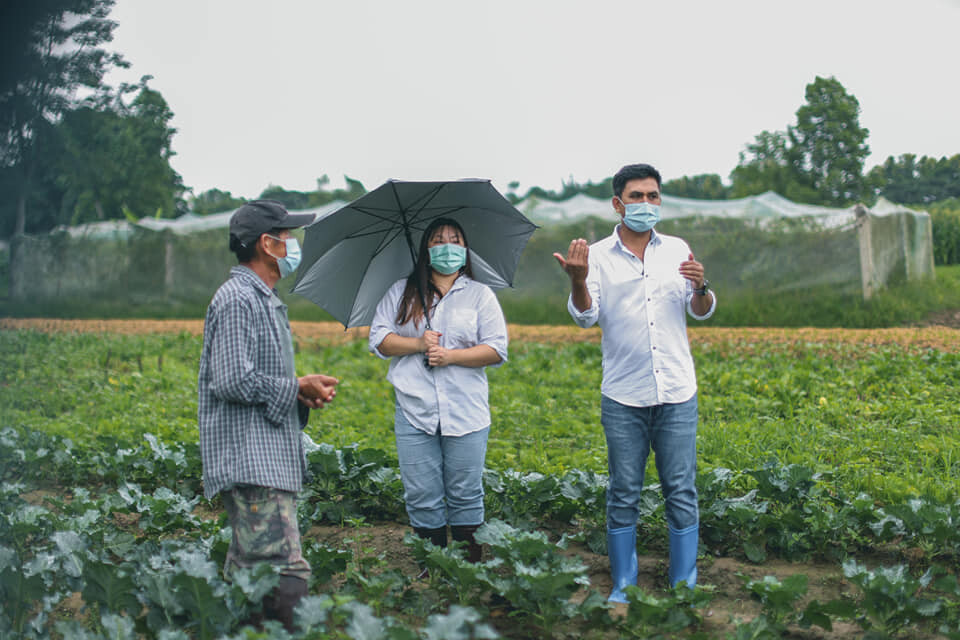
[601,394,699,531]
[394,406,488,529]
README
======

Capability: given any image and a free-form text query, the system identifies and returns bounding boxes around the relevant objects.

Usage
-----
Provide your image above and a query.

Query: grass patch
[2,328,957,504]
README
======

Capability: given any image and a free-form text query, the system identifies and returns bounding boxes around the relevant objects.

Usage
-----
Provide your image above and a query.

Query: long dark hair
[396,217,474,326]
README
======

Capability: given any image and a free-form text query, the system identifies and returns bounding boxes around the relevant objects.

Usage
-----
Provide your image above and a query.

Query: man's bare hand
[679,252,706,289]
[298,374,339,409]
[553,238,590,283]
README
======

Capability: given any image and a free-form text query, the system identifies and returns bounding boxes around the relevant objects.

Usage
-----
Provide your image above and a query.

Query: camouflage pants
[221,485,311,582]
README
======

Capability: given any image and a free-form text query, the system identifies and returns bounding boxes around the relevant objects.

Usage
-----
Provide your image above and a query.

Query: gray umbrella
[291,179,538,328]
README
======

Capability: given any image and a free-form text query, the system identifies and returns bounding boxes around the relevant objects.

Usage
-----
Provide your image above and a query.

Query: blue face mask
[620,200,661,232]
[428,243,467,275]
[267,236,302,278]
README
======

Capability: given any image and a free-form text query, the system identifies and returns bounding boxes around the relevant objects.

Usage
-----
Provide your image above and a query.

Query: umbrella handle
[423,308,434,370]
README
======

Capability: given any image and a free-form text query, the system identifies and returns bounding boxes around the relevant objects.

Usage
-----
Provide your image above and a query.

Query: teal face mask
[620,200,661,232]
[428,243,467,275]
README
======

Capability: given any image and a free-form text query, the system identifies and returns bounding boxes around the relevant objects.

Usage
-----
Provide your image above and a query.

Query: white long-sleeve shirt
[369,276,508,436]
[568,226,716,407]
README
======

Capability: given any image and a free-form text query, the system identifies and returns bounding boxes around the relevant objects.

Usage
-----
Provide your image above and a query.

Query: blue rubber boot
[607,525,638,603]
[668,523,699,588]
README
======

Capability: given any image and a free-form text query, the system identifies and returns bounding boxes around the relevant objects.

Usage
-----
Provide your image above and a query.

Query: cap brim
[275,212,316,229]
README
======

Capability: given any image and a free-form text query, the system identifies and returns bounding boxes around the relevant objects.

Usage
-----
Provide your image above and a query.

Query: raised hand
[553,238,590,283]
[679,252,705,289]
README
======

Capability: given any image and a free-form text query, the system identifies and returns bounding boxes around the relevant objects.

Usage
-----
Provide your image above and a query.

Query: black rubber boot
[263,575,308,633]
[414,525,449,548]
[413,526,448,578]
[451,524,483,563]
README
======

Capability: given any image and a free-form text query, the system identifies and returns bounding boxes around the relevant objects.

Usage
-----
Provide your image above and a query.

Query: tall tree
[730,76,870,206]
[0,0,125,235]
[790,76,870,204]
[55,77,185,224]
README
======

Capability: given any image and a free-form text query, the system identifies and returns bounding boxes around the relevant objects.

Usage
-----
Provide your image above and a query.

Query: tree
[190,188,246,215]
[54,77,185,223]
[258,185,312,210]
[729,130,815,201]
[663,174,730,200]
[790,76,870,204]
[730,76,870,205]
[868,154,960,204]
[0,0,126,235]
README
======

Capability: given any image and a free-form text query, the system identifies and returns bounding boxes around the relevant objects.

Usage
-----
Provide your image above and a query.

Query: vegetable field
[2,319,959,639]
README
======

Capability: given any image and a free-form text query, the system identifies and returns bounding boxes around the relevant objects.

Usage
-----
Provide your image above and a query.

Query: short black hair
[613,164,662,197]
[229,234,257,262]
[229,226,287,263]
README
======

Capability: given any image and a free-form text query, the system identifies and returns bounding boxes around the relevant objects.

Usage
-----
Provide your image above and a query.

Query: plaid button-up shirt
[198,266,308,498]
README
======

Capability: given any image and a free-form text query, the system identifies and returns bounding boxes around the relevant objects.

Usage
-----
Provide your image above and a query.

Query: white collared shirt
[369,275,508,436]
[568,225,716,407]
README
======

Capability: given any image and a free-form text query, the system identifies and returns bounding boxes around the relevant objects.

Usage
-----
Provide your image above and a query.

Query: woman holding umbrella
[369,217,508,570]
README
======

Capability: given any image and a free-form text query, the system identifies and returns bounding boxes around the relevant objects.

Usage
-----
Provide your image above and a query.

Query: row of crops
[2,327,960,638]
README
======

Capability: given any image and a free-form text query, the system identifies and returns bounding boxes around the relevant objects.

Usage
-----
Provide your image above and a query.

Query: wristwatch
[694,280,710,296]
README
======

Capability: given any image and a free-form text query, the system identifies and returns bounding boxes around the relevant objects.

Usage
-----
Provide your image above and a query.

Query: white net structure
[8,191,934,305]
[9,202,345,303]
[514,191,935,300]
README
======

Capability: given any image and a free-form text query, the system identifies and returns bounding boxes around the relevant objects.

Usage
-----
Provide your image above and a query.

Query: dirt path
[3,317,960,351]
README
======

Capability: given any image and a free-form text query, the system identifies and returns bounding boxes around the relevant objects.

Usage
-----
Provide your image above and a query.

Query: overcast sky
[105,0,960,200]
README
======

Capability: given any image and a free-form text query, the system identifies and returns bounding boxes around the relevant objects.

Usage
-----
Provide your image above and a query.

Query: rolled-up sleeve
[477,287,508,367]
[567,272,601,328]
[685,287,718,321]
[369,282,402,360]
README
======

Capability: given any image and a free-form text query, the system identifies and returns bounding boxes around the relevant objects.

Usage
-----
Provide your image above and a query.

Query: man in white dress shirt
[554,163,716,602]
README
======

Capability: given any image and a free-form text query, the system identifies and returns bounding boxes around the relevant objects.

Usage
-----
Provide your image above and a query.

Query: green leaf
[82,561,140,615]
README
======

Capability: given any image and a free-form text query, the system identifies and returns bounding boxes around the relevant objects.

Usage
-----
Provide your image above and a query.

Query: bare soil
[3,317,960,351]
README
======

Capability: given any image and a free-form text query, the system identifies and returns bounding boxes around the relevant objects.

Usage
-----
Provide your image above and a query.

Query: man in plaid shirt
[198,200,338,630]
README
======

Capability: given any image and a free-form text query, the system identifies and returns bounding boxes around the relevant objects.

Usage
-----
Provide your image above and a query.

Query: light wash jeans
[601,394,699,531]
[394,406,488,529]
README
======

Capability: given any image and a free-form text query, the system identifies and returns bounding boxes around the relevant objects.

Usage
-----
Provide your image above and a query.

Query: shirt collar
[230,265,276,297]
[448,273,471,293]
[613,224,661,254]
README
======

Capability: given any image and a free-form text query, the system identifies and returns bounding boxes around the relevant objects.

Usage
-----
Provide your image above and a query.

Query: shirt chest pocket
[442,309,479,349]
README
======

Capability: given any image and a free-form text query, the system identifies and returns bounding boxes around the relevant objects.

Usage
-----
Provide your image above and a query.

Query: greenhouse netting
[8,192,933,305]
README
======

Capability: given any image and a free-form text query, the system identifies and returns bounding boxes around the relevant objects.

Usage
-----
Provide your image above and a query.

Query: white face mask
[266,236,302,277]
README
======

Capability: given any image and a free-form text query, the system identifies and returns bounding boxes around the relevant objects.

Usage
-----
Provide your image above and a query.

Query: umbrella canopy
[291,179,538,328]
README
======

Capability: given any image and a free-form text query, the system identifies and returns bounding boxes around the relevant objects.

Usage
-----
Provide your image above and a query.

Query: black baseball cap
[229,200,315,247]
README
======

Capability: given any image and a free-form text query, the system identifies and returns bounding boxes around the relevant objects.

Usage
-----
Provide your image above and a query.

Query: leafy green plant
[620,583,713,638]
[474,520,609,636]
[842,560,943,638]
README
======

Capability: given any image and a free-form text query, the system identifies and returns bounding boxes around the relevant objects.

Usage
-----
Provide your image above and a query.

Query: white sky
[105,0,960,200]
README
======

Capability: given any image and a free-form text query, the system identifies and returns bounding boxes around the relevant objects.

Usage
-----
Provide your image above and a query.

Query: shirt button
[652,346,657,350]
